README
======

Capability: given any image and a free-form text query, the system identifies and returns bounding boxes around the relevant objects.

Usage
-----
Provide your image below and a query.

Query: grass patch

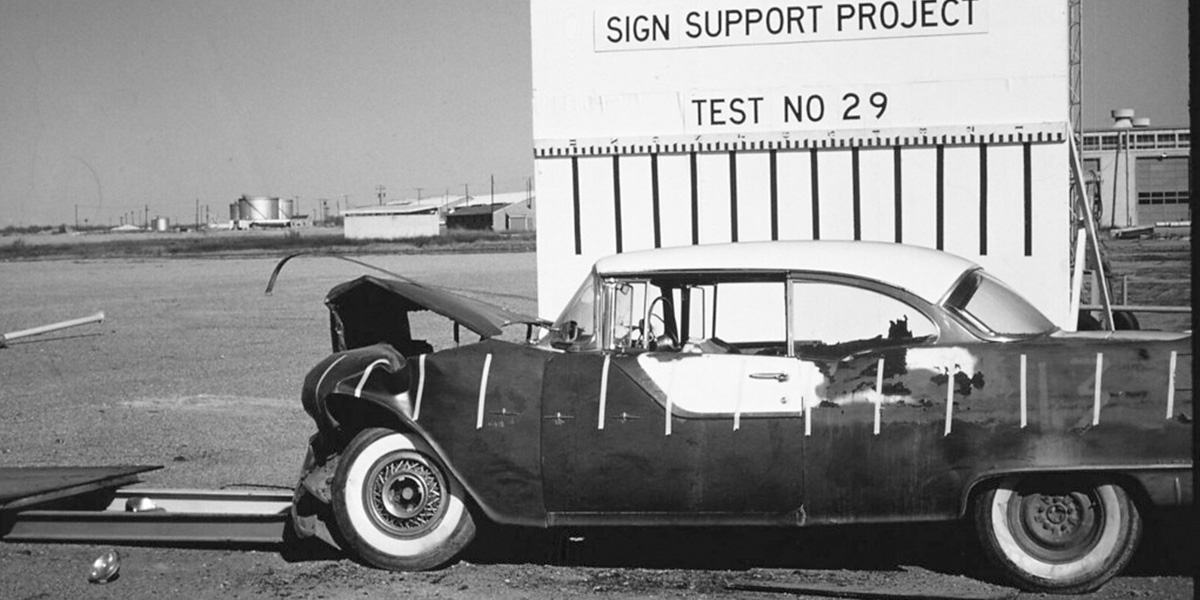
[0,229,535,261]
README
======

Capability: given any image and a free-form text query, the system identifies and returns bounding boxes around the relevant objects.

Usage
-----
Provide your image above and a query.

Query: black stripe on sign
[979,144,988,256]
[893,147,902,243]
[1023,142,1032,256]
[690,152,699,245]
[810,150,820,240]
[612,155,623,253]
[651,154,662,248]
[852,147,861,241]
[729,152,739,242]
[571,156,581,255]
[769,150,779,241]
[935,145,944,250]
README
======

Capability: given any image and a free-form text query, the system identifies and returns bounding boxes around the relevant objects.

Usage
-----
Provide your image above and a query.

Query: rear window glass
[945,270,1055,337]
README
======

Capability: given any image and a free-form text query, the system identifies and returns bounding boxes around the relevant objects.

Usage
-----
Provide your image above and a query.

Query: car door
[541,276,811,525]
[789,277,957,522]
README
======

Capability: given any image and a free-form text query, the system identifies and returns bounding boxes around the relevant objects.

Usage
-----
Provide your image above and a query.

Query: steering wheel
[645,296,678,349]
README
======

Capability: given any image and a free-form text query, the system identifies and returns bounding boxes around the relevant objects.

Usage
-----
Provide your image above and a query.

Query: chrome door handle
[749,372,789,382]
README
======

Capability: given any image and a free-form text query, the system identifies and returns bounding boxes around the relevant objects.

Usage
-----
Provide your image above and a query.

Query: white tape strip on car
[1167,350,1177,419]
[944,368,954,436]
[355,359,391,398]
[1019,354,1028,428]
[476,353,493,430]
[414,354,427,421]
[1093,352,1104,426]
[665,392,673,436]
[598,355,610,430]
[315,355,347,399]
[873,358,884,436]
[734,382,744,431]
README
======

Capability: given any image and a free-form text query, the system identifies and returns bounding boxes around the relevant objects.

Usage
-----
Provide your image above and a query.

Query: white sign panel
[532,0,1072,327]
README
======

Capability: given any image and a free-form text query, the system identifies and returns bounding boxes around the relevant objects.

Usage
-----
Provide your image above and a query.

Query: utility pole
[74,205,79,229]
[415,188,423,203]
[490,174,495,209]
[195,198,200,228]
[144,205,149,228]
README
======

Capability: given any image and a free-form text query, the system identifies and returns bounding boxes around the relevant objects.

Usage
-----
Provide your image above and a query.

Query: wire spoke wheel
[332,428,475,571]
[365,453,447,537]
[975,476,1140,594]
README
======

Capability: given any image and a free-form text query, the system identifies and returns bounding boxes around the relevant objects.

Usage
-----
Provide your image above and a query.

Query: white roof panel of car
[593,241,979,305]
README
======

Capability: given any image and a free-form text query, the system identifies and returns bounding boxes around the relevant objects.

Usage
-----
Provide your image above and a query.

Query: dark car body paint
[542,354,807,526]
[804,336,1191,523]
[413,340,550,526]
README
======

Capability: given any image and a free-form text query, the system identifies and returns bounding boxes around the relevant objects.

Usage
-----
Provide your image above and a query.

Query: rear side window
[790,281,936,358]
[945,270,1055,337]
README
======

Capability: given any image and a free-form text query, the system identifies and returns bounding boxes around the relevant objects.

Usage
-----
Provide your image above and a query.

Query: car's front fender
[295,341,552,547]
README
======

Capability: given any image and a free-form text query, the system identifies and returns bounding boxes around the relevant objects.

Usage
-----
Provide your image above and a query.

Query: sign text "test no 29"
[691,93,889,127]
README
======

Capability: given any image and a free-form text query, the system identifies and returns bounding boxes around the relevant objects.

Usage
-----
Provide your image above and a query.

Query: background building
[342,204,440,240]
[1081,111,1190,229]
[445,196,536,232]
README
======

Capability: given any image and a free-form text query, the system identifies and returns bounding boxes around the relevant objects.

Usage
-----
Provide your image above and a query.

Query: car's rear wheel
[331,428,475,570]
[974,475,1141,594]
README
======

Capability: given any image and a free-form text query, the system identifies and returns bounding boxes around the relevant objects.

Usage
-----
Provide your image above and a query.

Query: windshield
[545,273,598,349]
[945,269,1056,337]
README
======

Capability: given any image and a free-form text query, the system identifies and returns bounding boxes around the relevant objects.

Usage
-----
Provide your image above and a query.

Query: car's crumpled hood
[326,275,545,339]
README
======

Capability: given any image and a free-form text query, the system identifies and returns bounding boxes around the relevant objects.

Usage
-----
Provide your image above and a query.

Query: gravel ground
[0,243,1192,599]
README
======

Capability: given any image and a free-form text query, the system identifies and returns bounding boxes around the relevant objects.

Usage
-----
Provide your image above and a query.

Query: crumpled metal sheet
[326,275,544,339]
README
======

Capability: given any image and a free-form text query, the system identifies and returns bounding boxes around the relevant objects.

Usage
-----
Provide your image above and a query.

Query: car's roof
[593,241,979,305]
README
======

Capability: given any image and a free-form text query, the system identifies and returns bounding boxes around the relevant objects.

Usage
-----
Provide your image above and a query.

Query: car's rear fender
[960,465,1193,517]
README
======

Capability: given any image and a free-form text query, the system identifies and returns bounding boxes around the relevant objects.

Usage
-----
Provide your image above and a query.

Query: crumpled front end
[291,343,416,549]
[288,273,549,549]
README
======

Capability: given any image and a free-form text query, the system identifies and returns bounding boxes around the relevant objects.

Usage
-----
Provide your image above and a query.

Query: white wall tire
[332,428,475,571]
[975,476,1141,594]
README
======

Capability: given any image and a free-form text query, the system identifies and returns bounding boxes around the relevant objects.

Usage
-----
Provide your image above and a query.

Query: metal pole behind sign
[1068,133,1115,329]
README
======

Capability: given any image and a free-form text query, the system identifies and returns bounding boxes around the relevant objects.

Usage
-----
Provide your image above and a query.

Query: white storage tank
[239,195,279,220]
[279,197,295,219]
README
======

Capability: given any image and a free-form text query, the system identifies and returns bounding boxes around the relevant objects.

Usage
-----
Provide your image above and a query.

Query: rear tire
[974,476,1140,594]
[331,428,475,570]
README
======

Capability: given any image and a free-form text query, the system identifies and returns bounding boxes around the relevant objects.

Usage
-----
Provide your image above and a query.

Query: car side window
[673,280,787,353]
[712,281,786,344]
[790,281,936,359]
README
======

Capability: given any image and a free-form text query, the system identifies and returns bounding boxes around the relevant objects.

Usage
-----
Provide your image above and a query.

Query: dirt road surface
[0,245,1192,599]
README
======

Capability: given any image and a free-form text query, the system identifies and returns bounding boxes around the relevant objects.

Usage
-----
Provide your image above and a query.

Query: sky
[0,0,1190,227]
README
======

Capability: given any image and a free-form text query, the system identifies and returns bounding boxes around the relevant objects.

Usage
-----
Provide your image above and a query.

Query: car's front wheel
[974,475,1141,594]
[331,428,475,570]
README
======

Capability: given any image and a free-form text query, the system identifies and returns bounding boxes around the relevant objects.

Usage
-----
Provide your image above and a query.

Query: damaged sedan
[289,241,1191,594]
